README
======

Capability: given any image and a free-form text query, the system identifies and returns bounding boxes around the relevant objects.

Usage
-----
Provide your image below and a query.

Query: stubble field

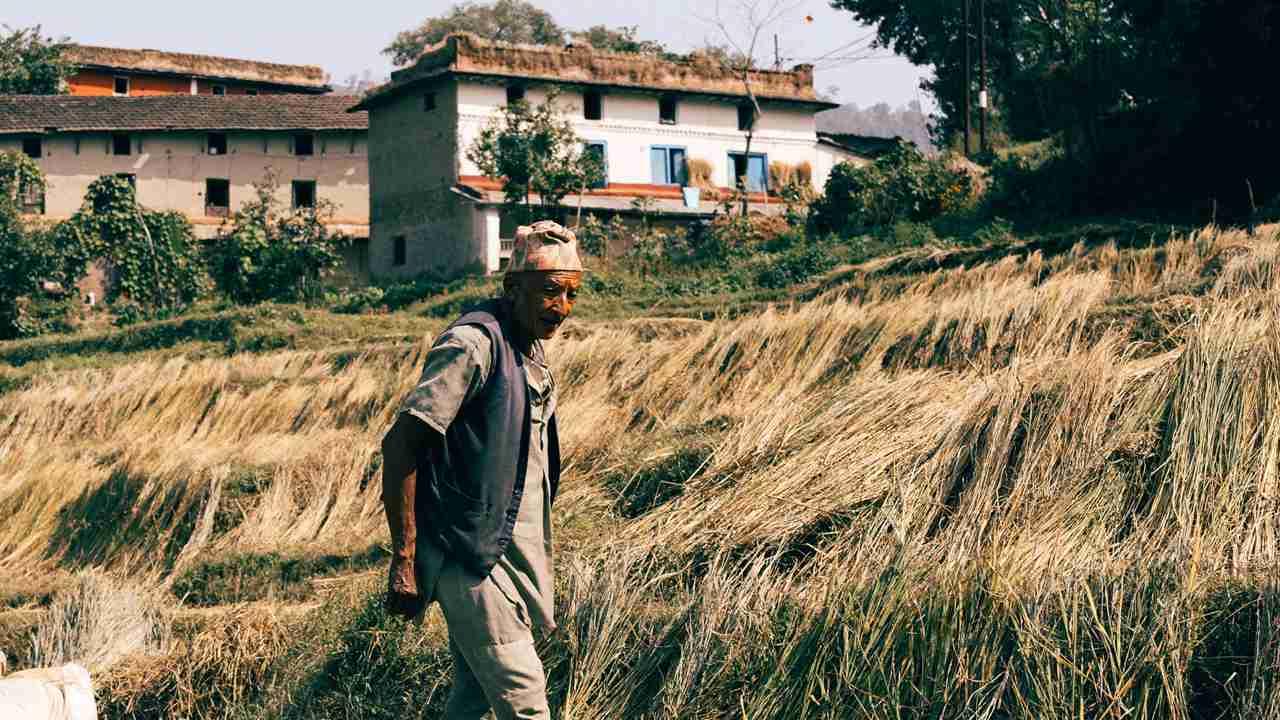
[2,224,1280,719]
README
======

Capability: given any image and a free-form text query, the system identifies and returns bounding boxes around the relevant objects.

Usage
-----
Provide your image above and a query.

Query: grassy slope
[2,223,1280,718]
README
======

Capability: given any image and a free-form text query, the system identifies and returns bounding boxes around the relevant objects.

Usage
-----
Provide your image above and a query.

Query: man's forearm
[381,413,422,561]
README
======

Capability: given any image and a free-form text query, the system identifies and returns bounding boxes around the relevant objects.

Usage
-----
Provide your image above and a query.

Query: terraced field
[3,224,1279,719]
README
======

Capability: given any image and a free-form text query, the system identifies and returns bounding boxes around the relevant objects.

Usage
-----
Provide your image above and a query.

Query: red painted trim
[457,175,775,203]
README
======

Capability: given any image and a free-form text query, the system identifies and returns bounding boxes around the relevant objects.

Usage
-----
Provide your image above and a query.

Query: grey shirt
[400,324,557,631]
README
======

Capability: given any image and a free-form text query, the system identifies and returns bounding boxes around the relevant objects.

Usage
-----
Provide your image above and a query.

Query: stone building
[63,44,330,97]
[352,33,867,278]
[0,94,370,282]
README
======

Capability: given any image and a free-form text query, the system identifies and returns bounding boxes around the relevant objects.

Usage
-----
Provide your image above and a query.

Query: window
[737,104,755,132]
[293,133,314,156]
[292,180,316,209]
[112,133,132,156]
[583,90,602,120]
[392,235,407,266]
[245,89,259,96]
[506,85,525,105]
[650,146,687,185]
[212,85,226,96]
[113,76,129,96]
[22,137,41,159]
[423,92,437,111]
[659,96,678,124]
[207,132,227,155]
[205,178,230,217]
[19,181,43,215]
[583,142,607,188]
[729,152,768,193]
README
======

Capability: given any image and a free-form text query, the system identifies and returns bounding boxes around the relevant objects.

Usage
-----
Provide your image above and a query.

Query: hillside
[2,223,1279,718]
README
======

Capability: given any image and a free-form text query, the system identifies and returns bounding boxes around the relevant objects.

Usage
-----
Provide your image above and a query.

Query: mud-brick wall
[368,77,481,279]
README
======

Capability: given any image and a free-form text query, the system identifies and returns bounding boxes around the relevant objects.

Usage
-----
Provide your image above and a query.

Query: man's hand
[385,554,425,619]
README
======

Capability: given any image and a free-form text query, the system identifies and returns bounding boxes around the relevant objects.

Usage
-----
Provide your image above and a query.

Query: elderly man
[380,220,583,720]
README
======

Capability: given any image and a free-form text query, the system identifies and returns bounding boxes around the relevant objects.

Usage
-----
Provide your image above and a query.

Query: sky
[7,0,934,110]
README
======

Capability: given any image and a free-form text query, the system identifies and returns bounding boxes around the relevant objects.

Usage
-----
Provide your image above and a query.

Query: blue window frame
[583,141,608,189]
[728,151,768,193]
[650,145,688,186]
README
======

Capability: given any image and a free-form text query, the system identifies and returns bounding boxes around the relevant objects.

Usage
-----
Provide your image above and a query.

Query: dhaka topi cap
[508,220,583,274]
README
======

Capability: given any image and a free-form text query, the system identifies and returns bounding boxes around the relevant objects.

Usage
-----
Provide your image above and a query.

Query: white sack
[0,663,96,720]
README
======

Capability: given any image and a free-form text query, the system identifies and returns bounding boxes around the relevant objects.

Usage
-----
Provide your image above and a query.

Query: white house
[352,33,866,278]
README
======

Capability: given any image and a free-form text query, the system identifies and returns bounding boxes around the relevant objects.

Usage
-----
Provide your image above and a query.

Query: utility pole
[963,0,971,157]
[979,0,988,154]
[774,34,781,70]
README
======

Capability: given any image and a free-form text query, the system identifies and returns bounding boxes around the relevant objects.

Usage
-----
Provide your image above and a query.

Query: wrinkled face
[506,270,583,341]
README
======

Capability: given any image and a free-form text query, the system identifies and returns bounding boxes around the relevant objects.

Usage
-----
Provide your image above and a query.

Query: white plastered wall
[455,81,824,191]
[813,141,871,190]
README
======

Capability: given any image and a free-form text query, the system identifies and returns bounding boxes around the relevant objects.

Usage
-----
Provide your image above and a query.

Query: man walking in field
[380,220,583,720]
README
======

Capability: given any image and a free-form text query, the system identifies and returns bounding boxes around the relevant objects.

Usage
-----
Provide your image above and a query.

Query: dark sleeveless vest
[417,298,562,576]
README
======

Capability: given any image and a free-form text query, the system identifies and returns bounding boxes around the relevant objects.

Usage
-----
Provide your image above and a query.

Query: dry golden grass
[2,223,1280,718]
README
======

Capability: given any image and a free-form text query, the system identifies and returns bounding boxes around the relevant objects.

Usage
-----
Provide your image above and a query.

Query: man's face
[507,270,583,341]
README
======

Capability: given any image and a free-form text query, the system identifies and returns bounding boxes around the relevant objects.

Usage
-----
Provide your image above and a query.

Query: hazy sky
[7,0,934,110]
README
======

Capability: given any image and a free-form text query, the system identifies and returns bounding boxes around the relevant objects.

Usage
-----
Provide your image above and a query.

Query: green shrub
[205,171,347,305]
[574,214,608,257]
[887,220,938,247]
[811,140,972,234]
[972,217,1015,245]
[330,287,387,314]
[756,243,837,289]
[984,149,1090,218]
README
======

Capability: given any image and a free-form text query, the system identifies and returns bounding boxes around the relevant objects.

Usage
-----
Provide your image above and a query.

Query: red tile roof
[66,45,328,92]
[0,95,367,134]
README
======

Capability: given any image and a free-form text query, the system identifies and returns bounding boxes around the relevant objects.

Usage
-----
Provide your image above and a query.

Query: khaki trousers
[434,561,550,720]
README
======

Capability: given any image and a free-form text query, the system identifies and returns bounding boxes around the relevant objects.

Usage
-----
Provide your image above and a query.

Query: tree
[570,25,666,55]
[0,152,83,338]
[0,25,73,94]
[467,88,605,224]
[55,176,206,312]
[708,0,803,213]
[205,170,349,304]
[384,0,565,66]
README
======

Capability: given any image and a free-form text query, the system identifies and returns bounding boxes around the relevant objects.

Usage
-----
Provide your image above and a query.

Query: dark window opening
[583,142,607,188]
[207,132,227,155]
[583,91,602,120]
[114,76,129,95]
[112,133,132,156]
[292,180,316,209]
[737,104,755,132]
[729,152,768,193]
[659,96,678,124]
[293,133,314,156]
[506,85,525,105]
[393,235,407,266]
[423,92,437,111]
[22,137,41,159]
[245,89,259,96]
[205,178,230,217]
[212,85,226,96]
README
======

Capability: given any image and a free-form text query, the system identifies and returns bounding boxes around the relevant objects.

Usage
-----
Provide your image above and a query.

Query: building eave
[351,69,839,113]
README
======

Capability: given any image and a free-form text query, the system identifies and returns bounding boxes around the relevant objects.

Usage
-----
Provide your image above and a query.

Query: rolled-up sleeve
[400,325,492,435]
